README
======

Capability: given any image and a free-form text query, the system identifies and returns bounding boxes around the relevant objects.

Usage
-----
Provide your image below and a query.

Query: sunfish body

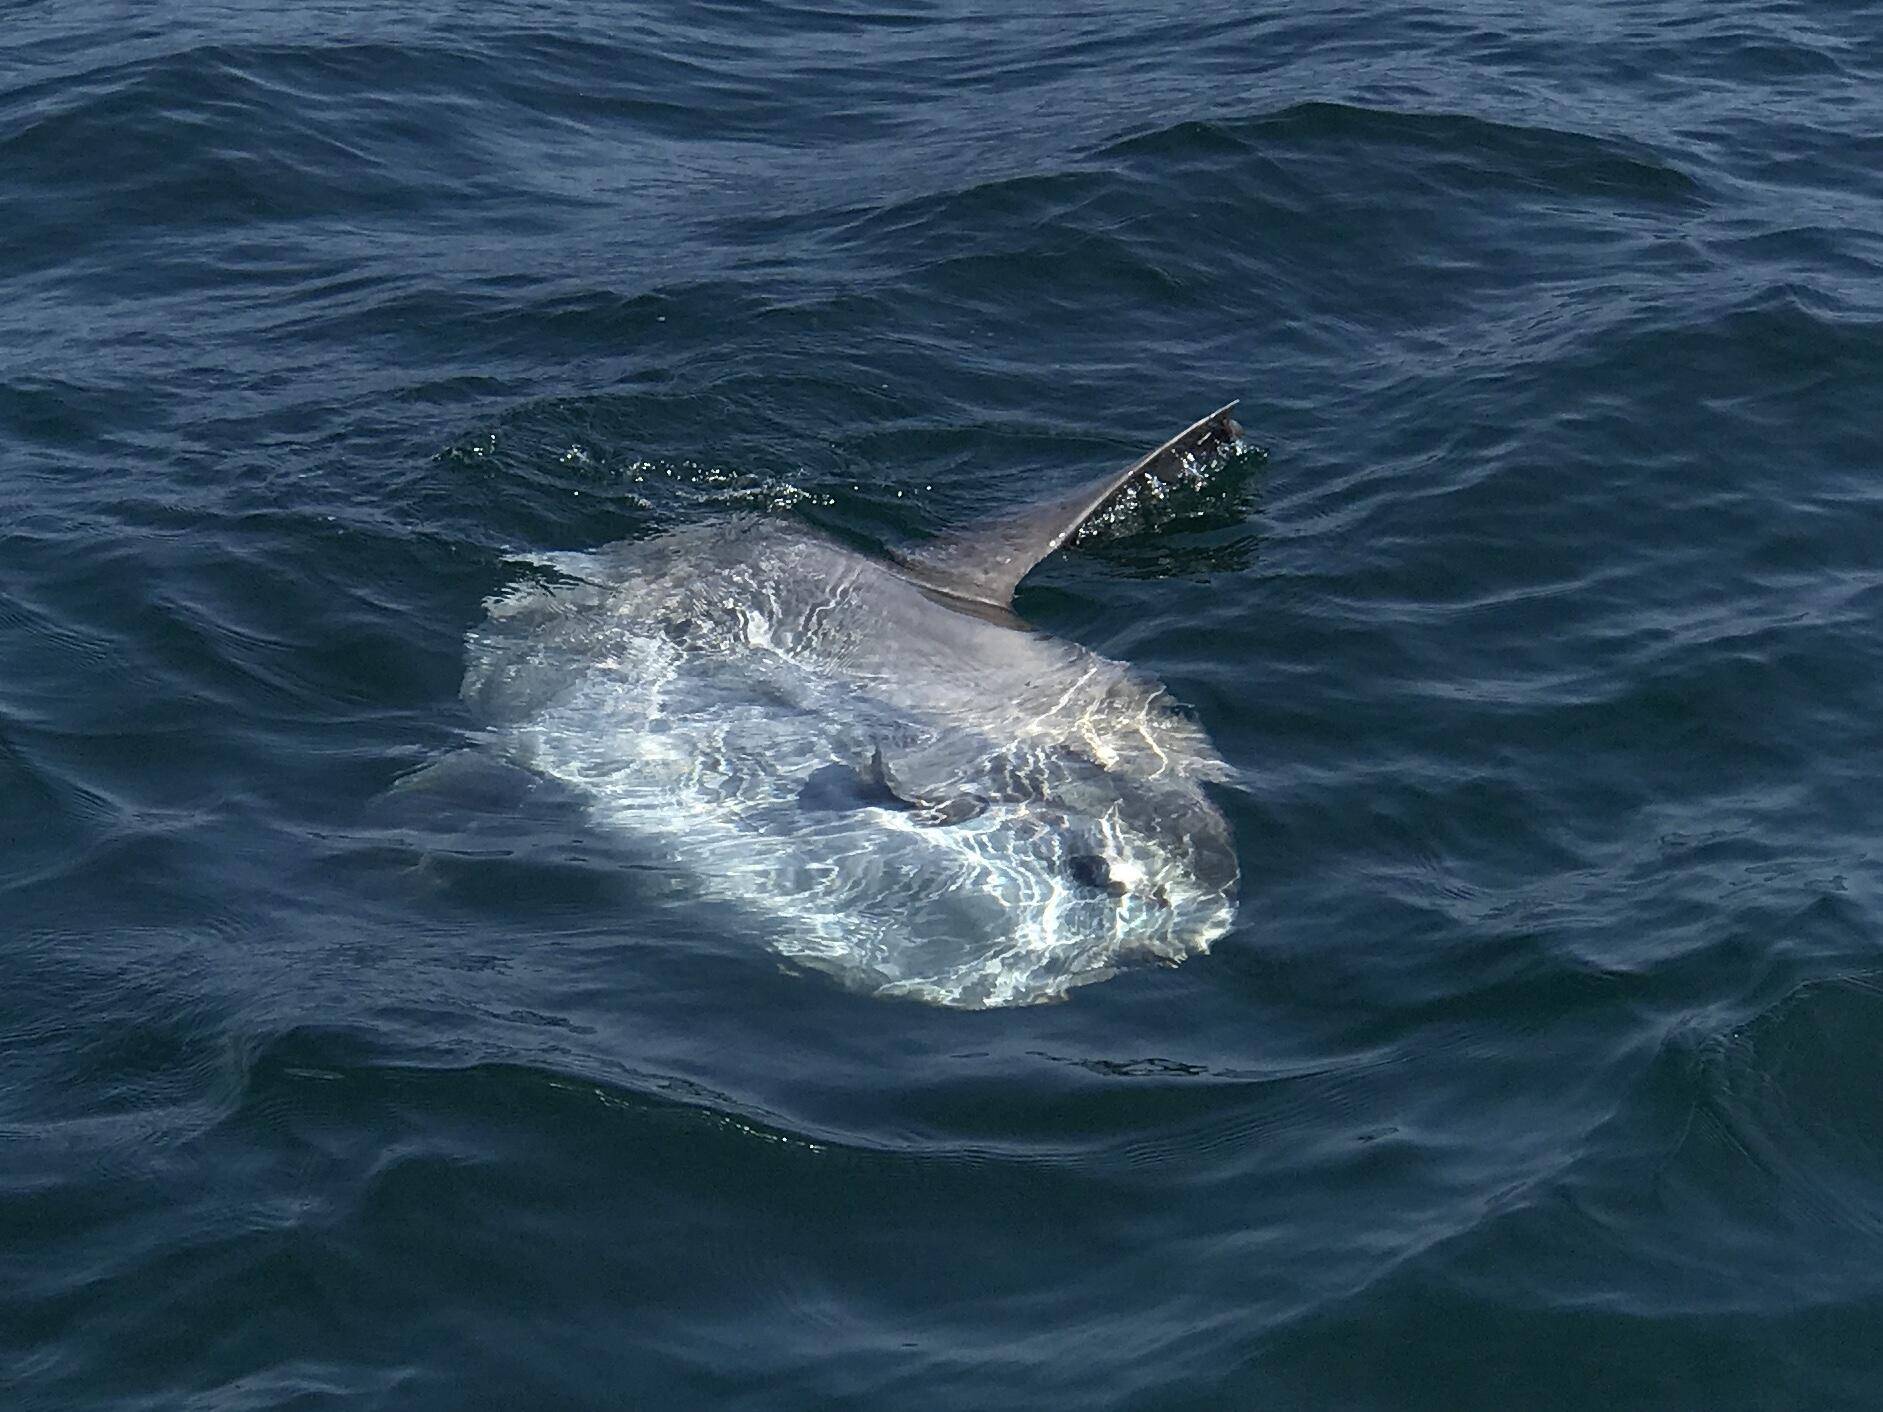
[460,406,1244,1007]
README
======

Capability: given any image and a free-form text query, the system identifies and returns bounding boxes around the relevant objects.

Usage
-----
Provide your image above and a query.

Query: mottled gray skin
[462,520,1235,1007]
[460,408,1244,1006]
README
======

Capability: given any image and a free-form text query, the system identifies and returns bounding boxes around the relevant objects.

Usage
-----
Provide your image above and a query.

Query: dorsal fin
[894,402,1243,611]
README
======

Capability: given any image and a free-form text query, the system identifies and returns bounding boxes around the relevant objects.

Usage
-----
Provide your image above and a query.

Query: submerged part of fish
[458,408,1244,1007]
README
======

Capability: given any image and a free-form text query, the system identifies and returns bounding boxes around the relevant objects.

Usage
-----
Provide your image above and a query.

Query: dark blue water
[6,3,1883,1407]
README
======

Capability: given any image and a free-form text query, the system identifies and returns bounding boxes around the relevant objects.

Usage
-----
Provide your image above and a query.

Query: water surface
[5,3,1882,1407]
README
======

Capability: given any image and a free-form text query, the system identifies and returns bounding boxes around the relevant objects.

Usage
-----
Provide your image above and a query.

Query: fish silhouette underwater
[455,404,1246,1007]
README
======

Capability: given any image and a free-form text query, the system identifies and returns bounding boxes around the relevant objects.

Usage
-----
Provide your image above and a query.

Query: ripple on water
[4,3,1883,1407]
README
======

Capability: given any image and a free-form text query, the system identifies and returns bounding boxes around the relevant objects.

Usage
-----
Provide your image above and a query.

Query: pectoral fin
[797,747,986,826]
[798,750,914,814]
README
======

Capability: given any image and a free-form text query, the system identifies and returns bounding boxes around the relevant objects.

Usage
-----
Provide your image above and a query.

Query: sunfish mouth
[1068,850,1168,905]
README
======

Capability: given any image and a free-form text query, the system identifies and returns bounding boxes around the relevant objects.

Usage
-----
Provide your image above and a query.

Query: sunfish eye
[1068,853,1129,897]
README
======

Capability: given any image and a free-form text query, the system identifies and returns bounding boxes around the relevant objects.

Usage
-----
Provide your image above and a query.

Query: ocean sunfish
[458,405,1245,1007]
